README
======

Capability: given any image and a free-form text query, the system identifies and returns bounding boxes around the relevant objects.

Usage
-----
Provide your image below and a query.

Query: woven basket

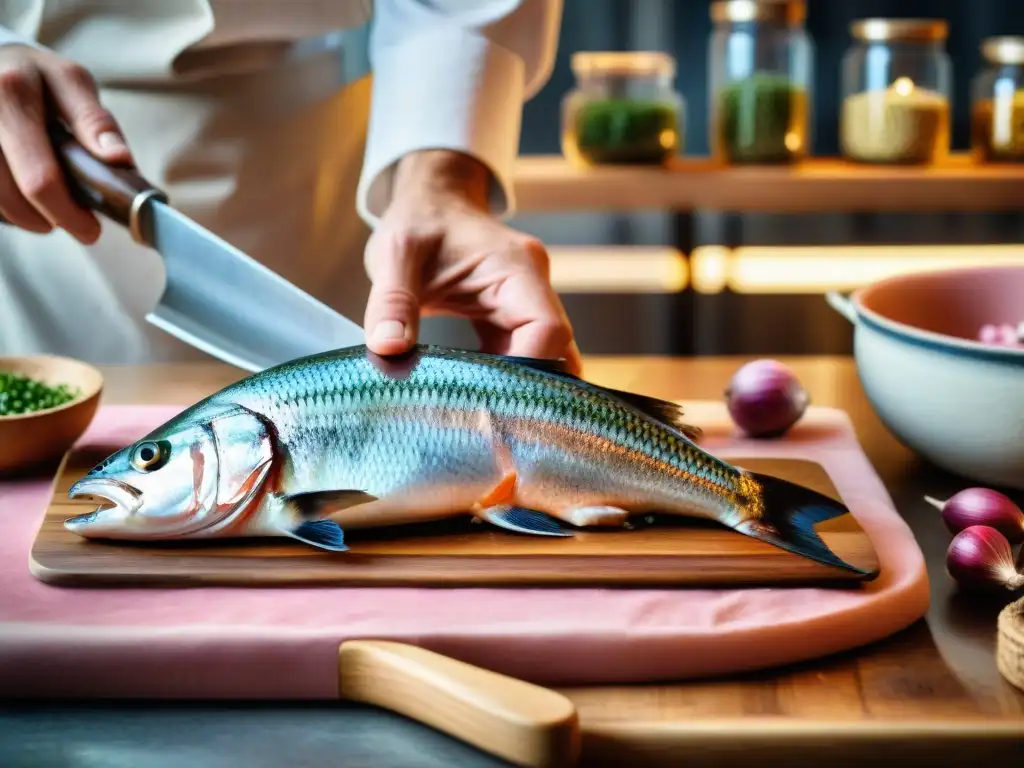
[996,595,1024,692]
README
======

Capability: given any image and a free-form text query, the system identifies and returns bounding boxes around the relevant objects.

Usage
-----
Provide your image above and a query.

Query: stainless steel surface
[140,201,365,372]
[0,703,508,768]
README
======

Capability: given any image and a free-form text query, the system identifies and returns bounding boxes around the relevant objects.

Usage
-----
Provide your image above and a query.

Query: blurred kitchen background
[482,0,1024,357]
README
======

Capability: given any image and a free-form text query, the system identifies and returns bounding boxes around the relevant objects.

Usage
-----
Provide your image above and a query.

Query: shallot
[924,488,1024,544]
[724,359,809,438]
[946,525,1024,592]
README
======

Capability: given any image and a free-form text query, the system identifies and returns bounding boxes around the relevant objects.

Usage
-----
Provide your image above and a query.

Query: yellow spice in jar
[972,89,1024,162]
[840,78,950,164]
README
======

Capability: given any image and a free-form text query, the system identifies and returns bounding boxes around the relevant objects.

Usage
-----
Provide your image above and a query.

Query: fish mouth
[66,477,143,526]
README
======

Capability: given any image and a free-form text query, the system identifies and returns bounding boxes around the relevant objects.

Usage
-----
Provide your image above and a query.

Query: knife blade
[2,123,366,372]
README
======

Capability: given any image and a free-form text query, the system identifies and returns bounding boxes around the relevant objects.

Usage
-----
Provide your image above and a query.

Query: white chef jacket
[0,1,562,363]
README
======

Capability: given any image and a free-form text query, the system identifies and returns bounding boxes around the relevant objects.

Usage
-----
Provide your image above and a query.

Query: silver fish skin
[65,345,869,574]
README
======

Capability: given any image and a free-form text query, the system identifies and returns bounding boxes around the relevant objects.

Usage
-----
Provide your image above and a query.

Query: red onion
[924,488,1024,544]
[724,359,809,438]
[946,525,1024,592]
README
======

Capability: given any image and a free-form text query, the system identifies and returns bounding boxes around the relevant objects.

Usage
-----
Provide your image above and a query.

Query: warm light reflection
[548,246,688,292]
[893,76,915,96]
[690,246,729,293]
[692,244,1024,294]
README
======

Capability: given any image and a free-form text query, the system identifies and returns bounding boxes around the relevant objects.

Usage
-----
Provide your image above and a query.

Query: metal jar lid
[981,36,1024,66]
[710,1,806,26]
[570,51,676,80]
[850,18,949,43]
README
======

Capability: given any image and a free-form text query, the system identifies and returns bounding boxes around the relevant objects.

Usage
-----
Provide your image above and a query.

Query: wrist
[392,150,491,212]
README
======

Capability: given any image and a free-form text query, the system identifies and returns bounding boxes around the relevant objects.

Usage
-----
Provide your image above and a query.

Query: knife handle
[0,121,166,244]
[338,640,580,768]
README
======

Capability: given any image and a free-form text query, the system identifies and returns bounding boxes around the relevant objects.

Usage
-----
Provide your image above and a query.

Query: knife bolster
[48,123,168,244]
[128,189,169,245]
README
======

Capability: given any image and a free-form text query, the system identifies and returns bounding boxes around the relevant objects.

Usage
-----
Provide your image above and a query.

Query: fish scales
[214,349,746,524]
[63,345,871,575]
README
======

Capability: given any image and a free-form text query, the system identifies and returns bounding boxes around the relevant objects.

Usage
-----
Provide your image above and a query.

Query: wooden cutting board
[29,447,880,588]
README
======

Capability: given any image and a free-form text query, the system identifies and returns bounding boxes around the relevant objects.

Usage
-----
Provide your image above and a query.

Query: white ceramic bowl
[826,264,1024,490]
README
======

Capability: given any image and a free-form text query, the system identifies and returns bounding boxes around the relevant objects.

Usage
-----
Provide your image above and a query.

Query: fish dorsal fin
[598,388,704,442]
[497,354,577,376]
[497,353,703,442]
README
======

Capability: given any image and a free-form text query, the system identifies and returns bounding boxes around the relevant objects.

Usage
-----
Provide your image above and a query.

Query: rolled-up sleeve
[356,0,563,227]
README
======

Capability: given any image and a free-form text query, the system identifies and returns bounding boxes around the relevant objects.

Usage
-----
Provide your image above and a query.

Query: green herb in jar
[715,73,808,164]
[568,98,680,165]
[0,371,80,416]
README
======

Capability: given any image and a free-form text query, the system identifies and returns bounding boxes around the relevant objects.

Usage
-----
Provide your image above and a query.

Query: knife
[337,640,580,767]
[1,122,366,373]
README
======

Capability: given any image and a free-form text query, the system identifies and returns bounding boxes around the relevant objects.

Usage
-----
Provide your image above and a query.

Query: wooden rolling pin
[338,640,580,768]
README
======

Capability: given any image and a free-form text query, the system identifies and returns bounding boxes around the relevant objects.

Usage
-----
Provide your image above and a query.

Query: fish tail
[733,471,871,576]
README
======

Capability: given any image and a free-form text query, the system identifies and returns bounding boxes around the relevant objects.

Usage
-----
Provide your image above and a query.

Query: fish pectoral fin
[284,520,348,552]
[479,505,573,537]
[284,490,378,519]
[477,470,517,508]
[564,505,631,528]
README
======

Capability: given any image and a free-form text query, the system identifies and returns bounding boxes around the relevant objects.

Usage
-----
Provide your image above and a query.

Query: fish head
[65,403,274,541]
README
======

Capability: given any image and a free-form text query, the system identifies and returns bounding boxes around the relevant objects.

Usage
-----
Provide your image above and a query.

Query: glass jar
[707,0,814,165]
[561,51,684,167]
[839,19,952,164]
[971,36,1024,163]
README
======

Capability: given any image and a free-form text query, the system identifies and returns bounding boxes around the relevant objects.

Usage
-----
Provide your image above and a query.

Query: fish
[65,344,868,574]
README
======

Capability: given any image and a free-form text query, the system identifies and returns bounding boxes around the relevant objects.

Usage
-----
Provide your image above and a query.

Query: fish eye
[130,441,167,472]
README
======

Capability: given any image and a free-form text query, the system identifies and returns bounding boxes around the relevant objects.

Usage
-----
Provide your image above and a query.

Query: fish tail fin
[734,471,871,576]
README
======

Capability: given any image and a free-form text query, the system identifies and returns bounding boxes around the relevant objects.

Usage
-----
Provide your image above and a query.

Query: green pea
[0,370,81,416]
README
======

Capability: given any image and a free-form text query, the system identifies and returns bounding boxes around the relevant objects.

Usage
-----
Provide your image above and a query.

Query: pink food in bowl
[978,323,1024,348]
[856,264,1024,352]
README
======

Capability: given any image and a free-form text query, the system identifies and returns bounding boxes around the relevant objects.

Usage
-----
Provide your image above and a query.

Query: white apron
[0,0,543,363]
[0,21,380,363]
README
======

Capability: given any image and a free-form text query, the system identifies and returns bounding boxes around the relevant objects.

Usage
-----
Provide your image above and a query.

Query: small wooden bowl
[997,595,1024,693]
[0,355,103,476]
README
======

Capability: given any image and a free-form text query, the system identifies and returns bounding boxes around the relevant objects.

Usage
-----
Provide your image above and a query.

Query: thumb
[363,231,424,356]
[43,61,133,163]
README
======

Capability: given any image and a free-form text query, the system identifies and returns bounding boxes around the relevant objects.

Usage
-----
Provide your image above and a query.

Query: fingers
[363,228,430,356]
[562,338,584,377]
[477,241,580,374]
[507,292,579,375]
[42,59,132,165]
[0,49,104,243]
[0,154,52,233]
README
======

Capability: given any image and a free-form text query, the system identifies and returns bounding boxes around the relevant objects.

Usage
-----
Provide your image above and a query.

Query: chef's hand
[0,44,132,244]
[363,150,582,375]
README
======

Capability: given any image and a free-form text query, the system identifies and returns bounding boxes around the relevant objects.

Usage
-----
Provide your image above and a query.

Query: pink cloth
[0,403,930,699]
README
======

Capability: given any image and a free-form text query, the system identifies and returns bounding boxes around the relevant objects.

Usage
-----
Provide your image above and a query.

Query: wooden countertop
[512,154,1024,212]
[43,355,1017,768]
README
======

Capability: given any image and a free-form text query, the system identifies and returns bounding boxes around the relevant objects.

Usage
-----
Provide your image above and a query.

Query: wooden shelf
[512,154,1024,213]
